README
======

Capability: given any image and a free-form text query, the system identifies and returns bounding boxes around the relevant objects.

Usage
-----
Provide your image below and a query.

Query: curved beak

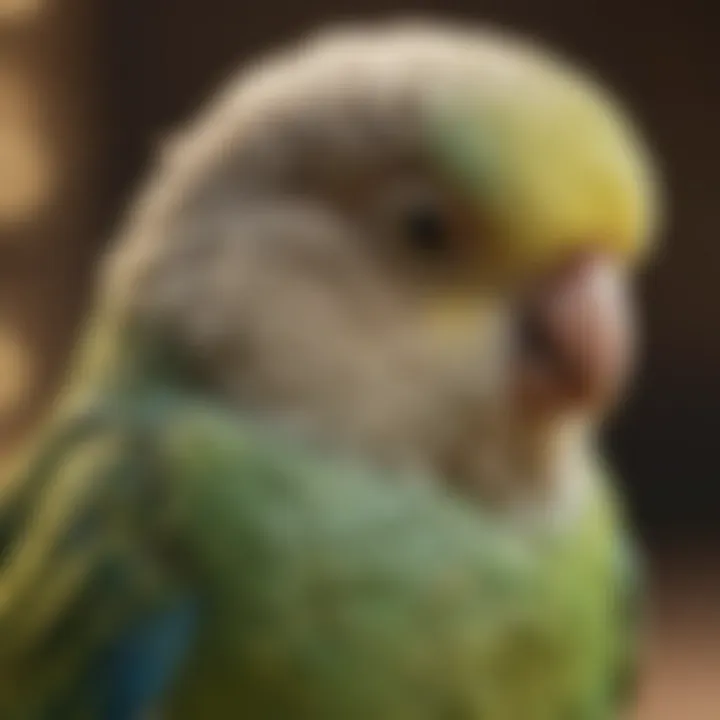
[515,253,636,418]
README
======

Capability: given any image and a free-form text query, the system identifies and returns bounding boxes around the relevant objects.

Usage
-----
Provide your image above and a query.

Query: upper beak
[515,252,636,417]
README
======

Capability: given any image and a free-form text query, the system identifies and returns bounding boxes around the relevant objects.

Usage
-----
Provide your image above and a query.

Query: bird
[0,19,660,719]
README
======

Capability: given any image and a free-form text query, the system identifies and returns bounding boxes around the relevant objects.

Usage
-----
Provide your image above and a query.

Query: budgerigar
[0,20,661,720]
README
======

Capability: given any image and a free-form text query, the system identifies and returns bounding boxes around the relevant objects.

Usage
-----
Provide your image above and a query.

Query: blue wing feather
[99,597,198,720]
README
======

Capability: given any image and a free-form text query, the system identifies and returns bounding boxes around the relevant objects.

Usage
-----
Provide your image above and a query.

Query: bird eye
[402,202,449,259]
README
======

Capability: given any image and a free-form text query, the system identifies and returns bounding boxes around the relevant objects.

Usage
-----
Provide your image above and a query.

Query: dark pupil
[404,205,447,257]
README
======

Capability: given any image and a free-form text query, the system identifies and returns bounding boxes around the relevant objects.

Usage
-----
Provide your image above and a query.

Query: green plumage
[0,384,639,719]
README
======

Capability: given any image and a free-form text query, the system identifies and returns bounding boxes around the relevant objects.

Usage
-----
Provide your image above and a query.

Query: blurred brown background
[0,0,718,716]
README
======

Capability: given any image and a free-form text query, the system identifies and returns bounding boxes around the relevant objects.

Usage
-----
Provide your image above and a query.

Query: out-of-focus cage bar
[0,0,101,449]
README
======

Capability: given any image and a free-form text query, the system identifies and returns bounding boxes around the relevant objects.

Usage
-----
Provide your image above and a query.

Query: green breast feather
[0,390,639,719]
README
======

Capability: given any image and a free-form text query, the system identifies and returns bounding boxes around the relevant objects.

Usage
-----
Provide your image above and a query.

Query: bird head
[97,21,661,513]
